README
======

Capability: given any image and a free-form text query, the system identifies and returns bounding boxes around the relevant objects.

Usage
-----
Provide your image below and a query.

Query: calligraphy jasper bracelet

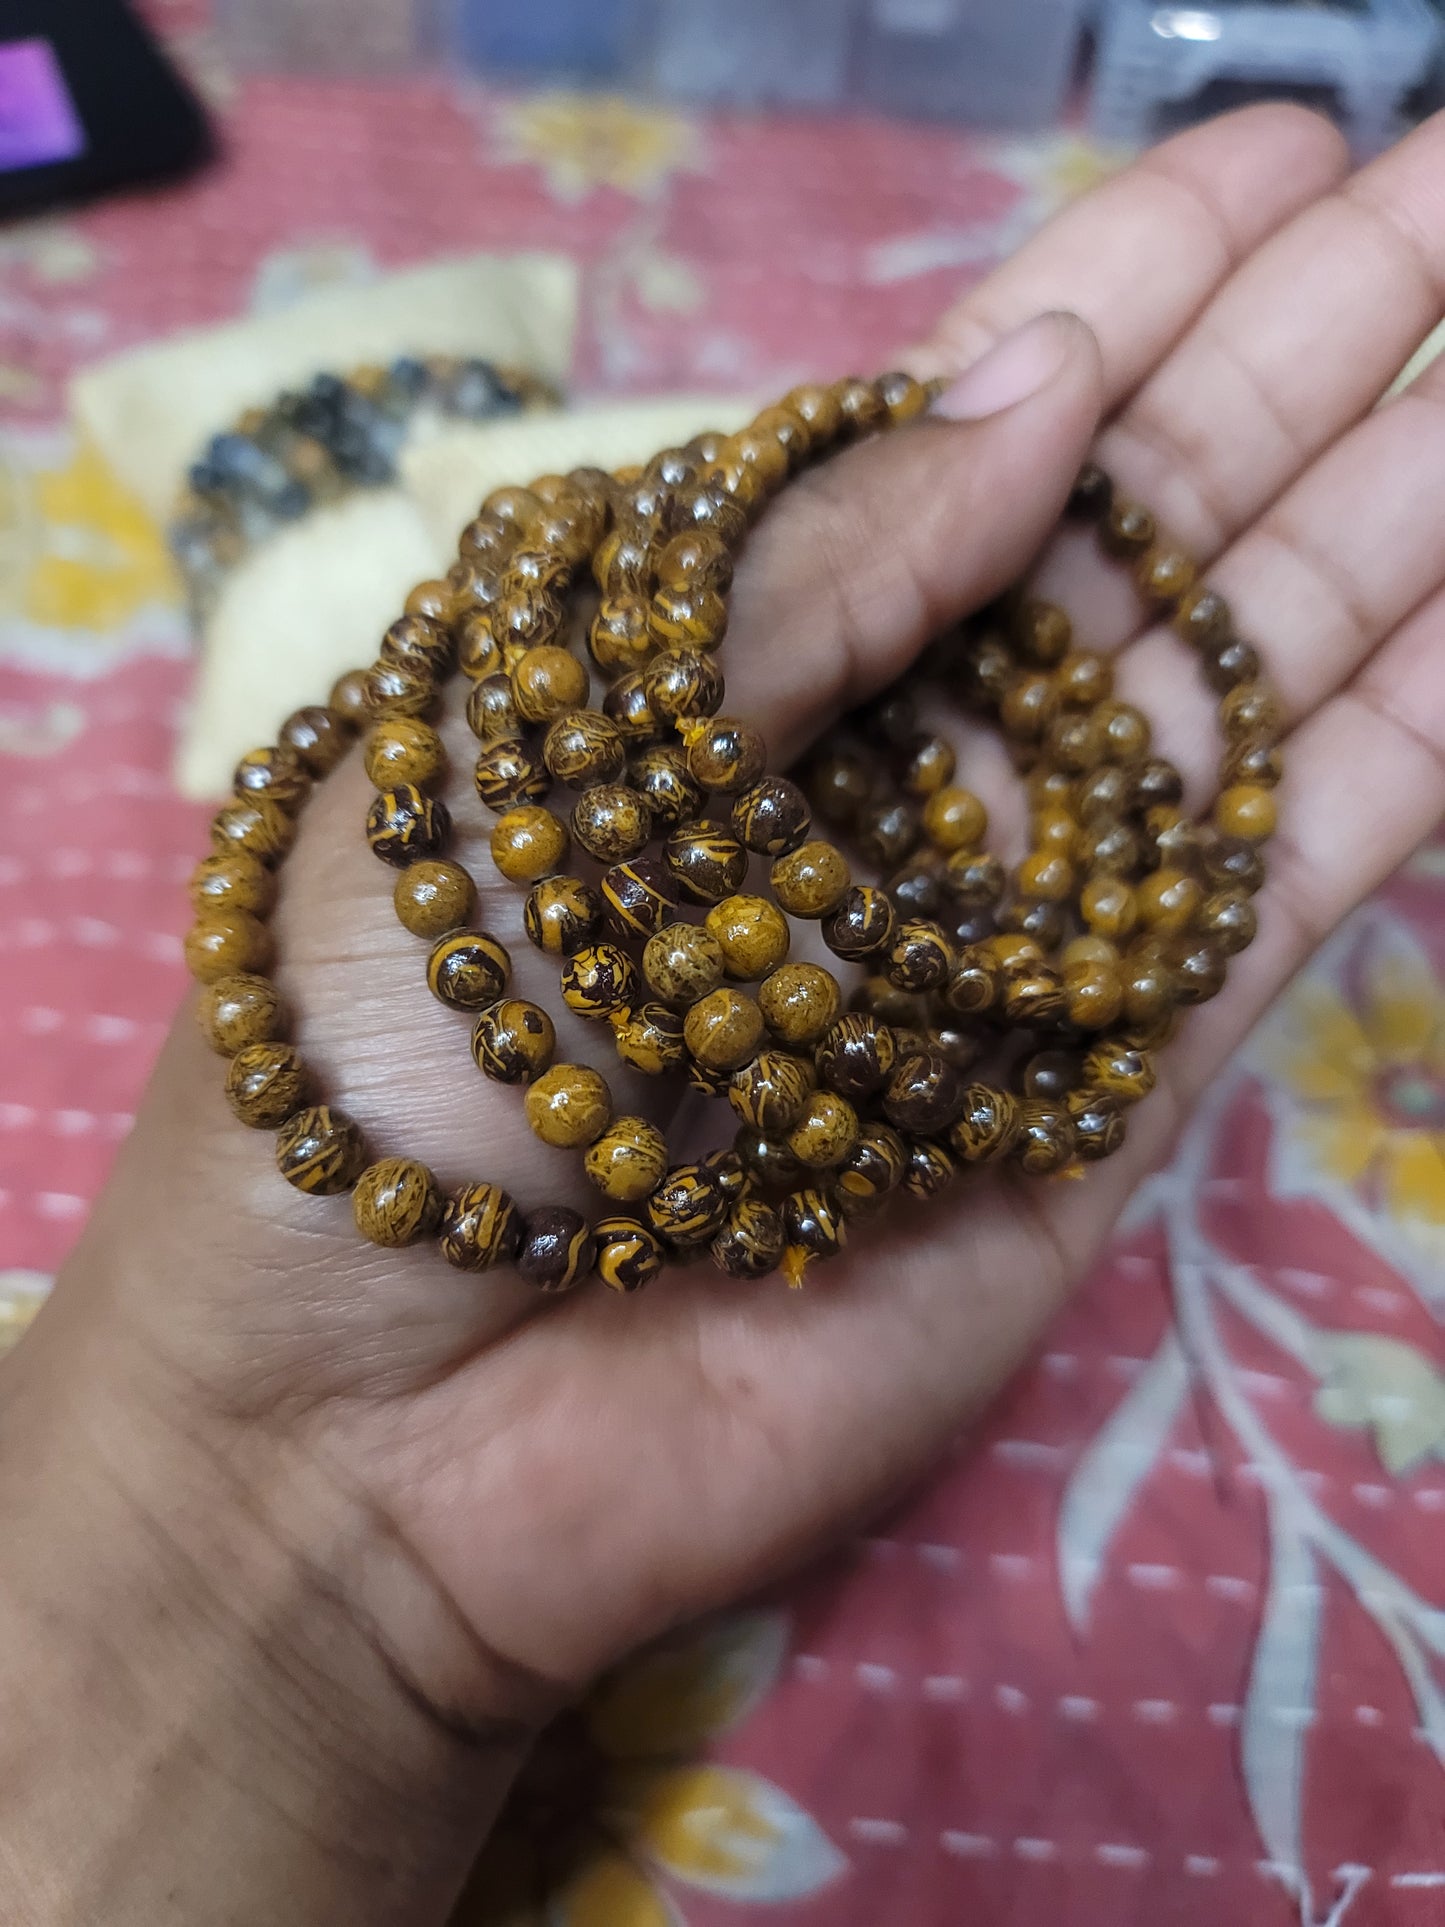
[186,370,1278,1291]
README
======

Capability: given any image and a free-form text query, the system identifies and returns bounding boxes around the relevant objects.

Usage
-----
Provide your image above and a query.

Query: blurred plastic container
[1091,0,1443,153]
[637,0,858,108]
[213,0,438,70]
[855,0,1089,128]
[448,0,640,80]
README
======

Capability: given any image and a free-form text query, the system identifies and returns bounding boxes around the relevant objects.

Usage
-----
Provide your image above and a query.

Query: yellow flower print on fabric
[452,1614,844,1926]
[1275,949,1445,1230]
[494,93,700,201]
[1315,1333,1445,1474]
[23,438,178,630]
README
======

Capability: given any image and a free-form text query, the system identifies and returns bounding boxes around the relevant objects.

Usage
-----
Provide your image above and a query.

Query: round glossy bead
[1220,736,1283,790]
[882,1048,965,1135]
[511,646,589,726]
[440,1182,523,1272]
[393,859,476,940]
[353,1158,443,1246]
[711,1198,785,1280]
[1063,959,1125,1031]
[466,674,524,744]
[212,796,294,866]
[600,856,677,940]
[457,615,503,683]
[807,747,870,826]
[705,894,790,980]
[1068,1090,1127,1161]
[780,1186,847,1286]
[835,1123,908,1214]
[821,885,896,962]
[628,745,704,831]
[275,1105,366,1196]
[365,658,435,721]
[757,962,842,1047]
[561,942,639,1019]
[588,598,652,674]
[656,529,734,593]
[1101,498,1156,559]
[367,785,449,867]
[471,998,556,1084]
[493,589,565,657]
[902,1138,956,1199]
[731,776,811,857]
[474,740,550,813]
[571,785,652,864]
[885,859,943,921]
[603,672,664,746]
[584,1116,669,1203]
[523,875,602,956]
[543,711,626,787]
[329,669,372,729]
[381,612,453,676]
[644,922,725,1005]
[770,840,850,918]
[701,1148,747,1206]
[363,718,445,789]
[646,1164,729,1249]
[885,919,954,994]
[224,1042,309,1128]
[855,799,921,870]
[1081,1041,1156,1105]
[727,1050,816,1134]
[643,649,723,723]
[1198,887,1257,956]
[185,910,273,984]
[684,987,766,1072]
[233,744,309,812]
[660,822,745,908]
[1137,867,1202,935]
[1081,875,1138,942]
[1175,584,1231,648]
[426,931,510,1011]
[489,806,568,884]
[898,733,957,798]
[525,1063,613,1148]
[786,1090,859,1169]
[594,1216,665,1292]
[733,1127,803,1191]
[815,1013,896,1099]
[1202,834,1267,896]
[1215,784,1276,842]
[610,1002,687,1077]
[516,1202,593,1294]
[280,705,351,775]
[1173,938,1228,1005]
[920,786,994,855]
[947,1084,1022,1163]
[1015,1100,1077,1175]
[197,973,285,1056]
[683,716,766,794]
[941,850,1005,911]
[1134,758,1184,810]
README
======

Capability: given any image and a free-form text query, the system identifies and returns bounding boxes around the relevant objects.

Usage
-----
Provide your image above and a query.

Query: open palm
[34,103,1445,1740]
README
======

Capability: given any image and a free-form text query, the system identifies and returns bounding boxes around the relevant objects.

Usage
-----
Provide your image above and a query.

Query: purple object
[0,37,86,171]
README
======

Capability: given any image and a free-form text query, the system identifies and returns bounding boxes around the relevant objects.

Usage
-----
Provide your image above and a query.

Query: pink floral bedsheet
[1,31,1443,1925]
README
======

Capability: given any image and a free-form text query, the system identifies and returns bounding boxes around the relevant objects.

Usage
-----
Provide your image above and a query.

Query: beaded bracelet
[170,355,561,617]
[186,371,1278,1292]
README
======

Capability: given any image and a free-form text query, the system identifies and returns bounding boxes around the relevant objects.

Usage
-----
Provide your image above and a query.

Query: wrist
[0,1301,538,1925]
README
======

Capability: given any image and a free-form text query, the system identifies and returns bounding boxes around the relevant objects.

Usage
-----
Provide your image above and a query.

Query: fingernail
[933,312,1078,422]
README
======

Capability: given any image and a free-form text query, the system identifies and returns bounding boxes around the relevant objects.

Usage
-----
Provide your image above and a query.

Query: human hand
[6,100,1445,1923]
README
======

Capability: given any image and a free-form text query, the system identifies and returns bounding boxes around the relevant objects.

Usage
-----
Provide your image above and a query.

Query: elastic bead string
[188,377,1277,1293]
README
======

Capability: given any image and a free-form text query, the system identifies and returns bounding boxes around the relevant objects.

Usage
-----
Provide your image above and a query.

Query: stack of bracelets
[184,369,1278,1292]
[170,355,561,617]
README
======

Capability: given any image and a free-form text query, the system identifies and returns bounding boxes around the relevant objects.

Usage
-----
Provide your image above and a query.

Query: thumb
[723,311,1105,762]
